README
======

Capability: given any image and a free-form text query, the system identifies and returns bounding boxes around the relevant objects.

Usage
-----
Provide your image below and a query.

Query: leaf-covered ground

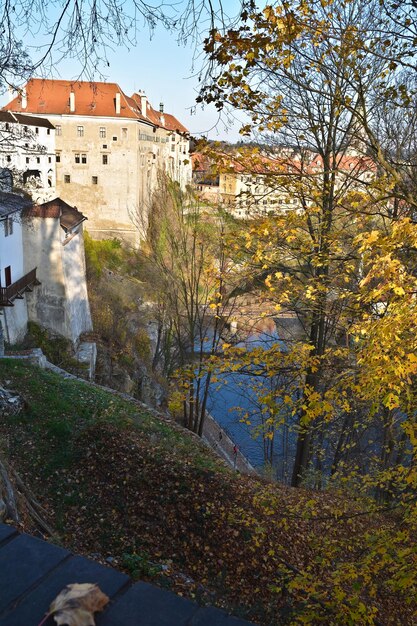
[0,360,414,625]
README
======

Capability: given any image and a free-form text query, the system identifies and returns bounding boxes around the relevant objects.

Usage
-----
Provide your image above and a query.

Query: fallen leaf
[48,583,109,626]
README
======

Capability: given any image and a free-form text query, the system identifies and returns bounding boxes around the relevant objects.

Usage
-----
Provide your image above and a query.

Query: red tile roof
[4,79,141,119]
[4,79,189,133]
[191,152,212,172]
[131,93,189,134]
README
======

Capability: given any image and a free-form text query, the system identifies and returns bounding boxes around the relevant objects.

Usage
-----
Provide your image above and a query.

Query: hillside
[0,359,414,625]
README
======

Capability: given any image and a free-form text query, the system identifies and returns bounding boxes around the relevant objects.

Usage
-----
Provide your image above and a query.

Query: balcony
[0,268,40,306]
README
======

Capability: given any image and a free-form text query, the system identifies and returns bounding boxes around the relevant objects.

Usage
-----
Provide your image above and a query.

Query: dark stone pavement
[0,523,256,625]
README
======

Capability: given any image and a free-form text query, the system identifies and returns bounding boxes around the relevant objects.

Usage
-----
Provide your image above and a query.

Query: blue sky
[1,0,245,141]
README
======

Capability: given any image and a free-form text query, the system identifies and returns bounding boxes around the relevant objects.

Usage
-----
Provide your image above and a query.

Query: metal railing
[0,268,39,306]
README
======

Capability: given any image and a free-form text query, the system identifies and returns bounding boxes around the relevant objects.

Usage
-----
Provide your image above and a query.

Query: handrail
[0,268,39,306]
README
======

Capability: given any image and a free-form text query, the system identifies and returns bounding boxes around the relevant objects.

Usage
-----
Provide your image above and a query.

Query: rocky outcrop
[95,341,167,407]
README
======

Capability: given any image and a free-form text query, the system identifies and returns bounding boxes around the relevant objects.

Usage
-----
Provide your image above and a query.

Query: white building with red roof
[0,111,56,203]
[4,79,191,246]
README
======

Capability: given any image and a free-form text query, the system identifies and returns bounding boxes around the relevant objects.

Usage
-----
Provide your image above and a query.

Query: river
[204,316,302,478]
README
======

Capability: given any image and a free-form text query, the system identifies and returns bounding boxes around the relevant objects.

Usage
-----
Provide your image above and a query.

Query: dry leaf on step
[49,583,109,626]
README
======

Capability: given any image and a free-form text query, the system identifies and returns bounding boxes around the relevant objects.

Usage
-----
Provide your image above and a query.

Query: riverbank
[203,412,258,475]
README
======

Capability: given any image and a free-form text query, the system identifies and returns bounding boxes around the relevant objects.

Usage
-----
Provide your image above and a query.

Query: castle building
[4,79,191,246]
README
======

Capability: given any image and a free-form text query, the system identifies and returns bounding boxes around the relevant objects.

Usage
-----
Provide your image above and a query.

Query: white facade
[0,192,92,347]
[0,112,56,203]
[0,201,31,344]
[22,201,93,345]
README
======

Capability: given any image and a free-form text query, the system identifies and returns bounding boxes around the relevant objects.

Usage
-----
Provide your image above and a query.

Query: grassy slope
[0,360,413,625]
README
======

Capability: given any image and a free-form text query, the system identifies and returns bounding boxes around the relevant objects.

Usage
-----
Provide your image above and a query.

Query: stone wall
[61,227,93,343]
[2,299,28,345]
[23,216,92,345]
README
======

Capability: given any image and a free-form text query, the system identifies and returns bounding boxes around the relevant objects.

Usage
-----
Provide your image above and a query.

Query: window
[121,127,127,138]
[102,154,108,165]
[55,125,62,136]
[64,174,71,183]
[4,218,13,238]
[92,176,98,185]
[102,144,107,149]
[56,153,61,163]
[35,127,39,134]
[48,157,51,163]
[75,151,87,164]
[77,125,84,137]
[23,126,28,133]
[36,157,40,164]
[99,127,106,138]
[6,156,11,163]
[5,123,9,130]
[112,136,117,142]
[25,157,29,164]
[171,144,175,152]
[47,128,51,135]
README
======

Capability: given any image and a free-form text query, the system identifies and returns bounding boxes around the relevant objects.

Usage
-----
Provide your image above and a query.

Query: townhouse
[192,150,374,219]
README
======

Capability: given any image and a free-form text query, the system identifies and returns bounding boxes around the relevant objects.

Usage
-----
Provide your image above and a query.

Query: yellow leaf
[49,583,109,626]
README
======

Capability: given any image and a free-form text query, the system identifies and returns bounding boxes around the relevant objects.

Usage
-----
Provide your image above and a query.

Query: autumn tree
[199,0,417,487]
[144,174,242,436]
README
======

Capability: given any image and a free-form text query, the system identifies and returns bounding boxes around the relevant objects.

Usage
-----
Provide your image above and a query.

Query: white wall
[23,215,92,344]
[0,213,28,343]
[0,214,24,286]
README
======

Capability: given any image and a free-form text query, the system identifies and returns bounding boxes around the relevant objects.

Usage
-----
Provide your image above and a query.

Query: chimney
[69,91,75,112]
[115,92,121,115]
[21,87,27,110]
[159,102,165,127]
[140,93,147,117]
[159,102,164,113]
